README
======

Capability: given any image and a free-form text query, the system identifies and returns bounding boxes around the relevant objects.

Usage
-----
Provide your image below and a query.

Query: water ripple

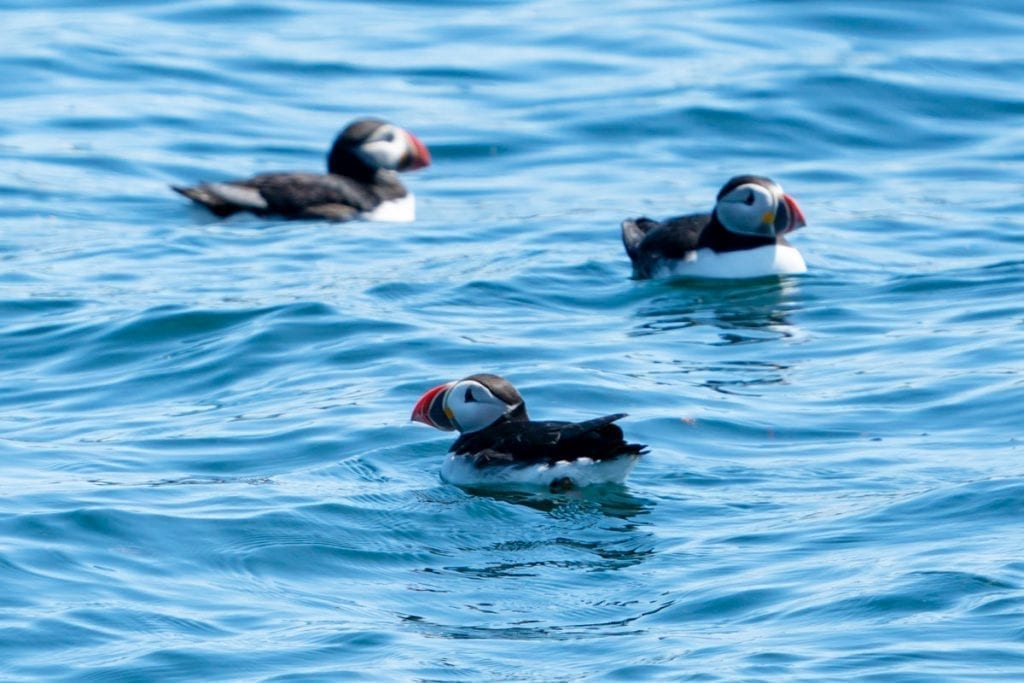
[2,0,1024,679]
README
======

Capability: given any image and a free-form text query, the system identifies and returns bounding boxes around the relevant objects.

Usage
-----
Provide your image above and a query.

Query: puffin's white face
[715,178,807,239]
[356,124,422,171]
[443,379,517,434]
[715,182,784,237]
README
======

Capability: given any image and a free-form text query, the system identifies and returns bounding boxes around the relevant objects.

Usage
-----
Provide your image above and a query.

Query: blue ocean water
[2,0,1024,679]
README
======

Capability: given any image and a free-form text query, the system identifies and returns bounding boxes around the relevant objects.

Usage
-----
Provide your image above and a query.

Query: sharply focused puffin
[173,117,430,221]
[411,373,647,491]
[621,175,807,280]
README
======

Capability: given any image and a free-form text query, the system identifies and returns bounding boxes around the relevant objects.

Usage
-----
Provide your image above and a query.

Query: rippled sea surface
[3,0,1024,680]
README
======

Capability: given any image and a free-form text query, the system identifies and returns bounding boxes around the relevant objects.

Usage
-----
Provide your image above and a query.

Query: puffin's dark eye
[464,388,476,402]
[744,191,755,206]
[382,131,395,142]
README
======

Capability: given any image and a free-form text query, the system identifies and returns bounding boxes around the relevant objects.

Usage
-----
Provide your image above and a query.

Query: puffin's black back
[238,173,383,214]
[450,413,647,468]
[621,213,709,278]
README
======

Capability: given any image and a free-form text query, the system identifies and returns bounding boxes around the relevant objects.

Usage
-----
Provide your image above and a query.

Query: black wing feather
[621,213,710,278]
[451,414,647,468]
[243,173,381,215]
[174,171,407,220]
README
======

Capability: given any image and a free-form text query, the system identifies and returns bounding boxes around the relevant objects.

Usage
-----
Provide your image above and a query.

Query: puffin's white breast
[651,244,806,280]
[360,193,415,222]
[440,453,640,489]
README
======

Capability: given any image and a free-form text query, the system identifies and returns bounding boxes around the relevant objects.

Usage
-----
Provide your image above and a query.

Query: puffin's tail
[621,219,643,262]
[172,184,230,217]
[621,218,660,278]
[172,183,258,217]
[572,413,649,459]
[621,217,660,261]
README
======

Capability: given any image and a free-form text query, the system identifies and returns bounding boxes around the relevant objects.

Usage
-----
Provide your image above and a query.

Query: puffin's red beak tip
[406,132,431,171]
[411,381,454,429]
[784,193,806,231]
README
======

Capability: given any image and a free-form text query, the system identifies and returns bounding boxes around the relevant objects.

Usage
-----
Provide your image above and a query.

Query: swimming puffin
[172,117,430,221]
[411,373,647,491]
[621,175,807,280]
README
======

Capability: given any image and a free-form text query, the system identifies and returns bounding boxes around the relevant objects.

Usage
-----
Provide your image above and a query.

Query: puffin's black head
[327,117,431,178]
[411,373,529,434]
[713,175,806,238]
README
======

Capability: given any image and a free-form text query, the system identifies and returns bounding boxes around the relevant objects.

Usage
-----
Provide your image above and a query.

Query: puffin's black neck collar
[487,404,530,430]
[698,214,778,252]
[327,144,378,182]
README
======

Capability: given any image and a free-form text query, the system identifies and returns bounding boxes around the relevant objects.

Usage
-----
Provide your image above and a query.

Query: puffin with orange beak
[621,175,807,279]
[412,373,647,491]
[174,117,430,221]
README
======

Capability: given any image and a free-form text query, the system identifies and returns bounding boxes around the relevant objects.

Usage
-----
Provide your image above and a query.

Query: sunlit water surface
[2,0,1024,680]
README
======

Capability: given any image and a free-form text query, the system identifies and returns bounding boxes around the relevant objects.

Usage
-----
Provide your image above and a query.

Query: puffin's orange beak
[782,193,806,232]
[411,381,455,431]
[402,131,431,171]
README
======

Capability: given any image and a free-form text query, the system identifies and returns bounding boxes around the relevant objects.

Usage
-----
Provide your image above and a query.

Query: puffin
[621,175,807,280]
[172,117,430,221]
[411,373,647,491]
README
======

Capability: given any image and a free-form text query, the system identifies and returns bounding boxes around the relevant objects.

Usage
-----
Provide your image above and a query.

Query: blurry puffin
[411,373,647,491]
[621,175,807,279]
[173,117,430,221]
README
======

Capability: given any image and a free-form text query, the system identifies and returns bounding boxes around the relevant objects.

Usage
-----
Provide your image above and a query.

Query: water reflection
[420,484,658,580]
[627,278,803,396]
[636,356,791,396]
[460,483,655,522]
[403,484,662,642]
[630,277,803,345]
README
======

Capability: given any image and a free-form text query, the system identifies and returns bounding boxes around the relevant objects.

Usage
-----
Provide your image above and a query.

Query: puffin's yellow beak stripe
[443,404,461,432]
[762,211,775,225]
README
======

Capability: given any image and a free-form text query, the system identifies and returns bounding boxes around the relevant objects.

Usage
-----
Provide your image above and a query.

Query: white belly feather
[440,453,641,489]
[360,193,416,222]
[651,244,806,280]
